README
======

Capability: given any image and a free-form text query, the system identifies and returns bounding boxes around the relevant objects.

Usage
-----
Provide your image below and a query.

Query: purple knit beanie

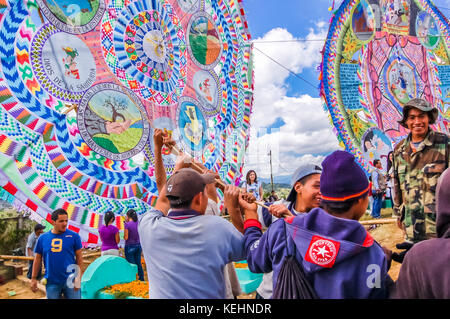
[320,150,370,202]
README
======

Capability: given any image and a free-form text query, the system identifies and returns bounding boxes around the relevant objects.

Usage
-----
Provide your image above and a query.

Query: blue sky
[244,0,332,98]
[240,0,450,181]
[244,0,450,97]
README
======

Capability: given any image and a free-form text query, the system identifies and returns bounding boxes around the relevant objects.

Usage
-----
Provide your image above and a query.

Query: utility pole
[268,149,274,192]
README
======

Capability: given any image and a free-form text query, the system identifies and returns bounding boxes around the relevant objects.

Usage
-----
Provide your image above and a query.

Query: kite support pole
[63,103,78,115]
[0,255,34,261]
[37,8,44,23]
[82,251,102,258]
[360,218,397,226]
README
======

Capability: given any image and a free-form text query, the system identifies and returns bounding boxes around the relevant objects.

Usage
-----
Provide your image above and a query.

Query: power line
[253,46,318,90]
[250,32,450,44]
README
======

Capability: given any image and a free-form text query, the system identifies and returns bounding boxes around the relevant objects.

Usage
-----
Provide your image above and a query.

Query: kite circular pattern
[30,24,97,103]
[0,0,253,244]
[175,96,208,152]
[193,70,222,116]
[77,82,150,161]
[187,11,223,70]
[101,0,187,104]
[35,0,107,34]
[320,0,450,174]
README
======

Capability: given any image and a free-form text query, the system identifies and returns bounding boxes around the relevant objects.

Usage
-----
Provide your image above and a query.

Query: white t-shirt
[26,232,39,257]
[205,198,220,216]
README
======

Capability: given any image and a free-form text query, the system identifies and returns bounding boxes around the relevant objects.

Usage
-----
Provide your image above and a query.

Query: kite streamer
[320,0,449,174]
[0,0,253,244]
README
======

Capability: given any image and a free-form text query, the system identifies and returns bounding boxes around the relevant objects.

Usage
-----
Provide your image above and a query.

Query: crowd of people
[27,98,449,299]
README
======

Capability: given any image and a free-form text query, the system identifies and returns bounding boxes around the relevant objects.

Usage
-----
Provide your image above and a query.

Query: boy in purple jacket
[240,150,393,299]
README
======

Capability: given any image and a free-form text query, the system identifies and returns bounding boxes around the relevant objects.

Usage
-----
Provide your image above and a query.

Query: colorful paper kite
[0,0,254,244]
[320,0,449,174]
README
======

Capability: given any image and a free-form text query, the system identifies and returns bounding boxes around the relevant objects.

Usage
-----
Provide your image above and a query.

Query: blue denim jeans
[27,260,42,280]
[372,194,383,219]
[125,244,144,281]
[46,282,81,299]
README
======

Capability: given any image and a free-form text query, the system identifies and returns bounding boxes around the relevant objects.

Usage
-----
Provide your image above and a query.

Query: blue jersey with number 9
[34,229,82,285]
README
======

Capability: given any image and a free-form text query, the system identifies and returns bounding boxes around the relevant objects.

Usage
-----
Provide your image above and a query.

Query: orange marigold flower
[103,280,149,298]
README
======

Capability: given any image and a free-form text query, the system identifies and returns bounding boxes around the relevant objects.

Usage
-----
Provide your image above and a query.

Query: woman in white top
[243,170,263,201]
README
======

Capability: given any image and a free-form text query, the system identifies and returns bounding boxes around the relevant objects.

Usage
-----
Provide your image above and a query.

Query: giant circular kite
[320,0,450,173]
[0,0,254,244]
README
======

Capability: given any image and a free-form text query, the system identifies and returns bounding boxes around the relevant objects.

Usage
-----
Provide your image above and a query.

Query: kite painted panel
[320,0,449,174]
[0,0,253,244]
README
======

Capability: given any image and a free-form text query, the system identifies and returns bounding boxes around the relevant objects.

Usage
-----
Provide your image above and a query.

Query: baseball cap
[286,164,323,202]
[166,168,216,204]
[398,98,438,128]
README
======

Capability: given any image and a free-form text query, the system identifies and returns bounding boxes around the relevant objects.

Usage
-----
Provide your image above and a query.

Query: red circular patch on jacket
[305,235,340,268]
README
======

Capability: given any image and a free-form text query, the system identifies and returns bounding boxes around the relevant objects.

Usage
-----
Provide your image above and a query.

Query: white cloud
[242,23,341,180]
[253,26,326,89]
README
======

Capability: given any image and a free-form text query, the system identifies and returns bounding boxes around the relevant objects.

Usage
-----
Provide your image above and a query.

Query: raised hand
[153,128,164,150]
[162,132,176,154]
[268,204,293,218]
[224,185,240,211]
[238,192,257,212]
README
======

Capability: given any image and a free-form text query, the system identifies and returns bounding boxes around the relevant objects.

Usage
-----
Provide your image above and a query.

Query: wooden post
[63,103,78,115]
[82,251,102,258]
[360,218,397,226]
[0,255,34,261]
[37,8,45,23]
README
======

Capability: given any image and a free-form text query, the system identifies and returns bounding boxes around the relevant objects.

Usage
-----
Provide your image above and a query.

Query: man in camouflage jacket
[393,98,449,244]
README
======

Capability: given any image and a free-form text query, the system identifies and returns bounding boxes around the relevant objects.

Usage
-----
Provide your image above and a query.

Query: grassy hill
[261,182,291,200]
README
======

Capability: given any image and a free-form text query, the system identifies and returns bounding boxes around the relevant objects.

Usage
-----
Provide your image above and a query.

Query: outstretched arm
[153,129,175,215]
[238,193,274,273]
[223,185,244,233]
[74,249,83,291]
[392,153,404,229]
[30,253,42,293]
[154,129,167,193]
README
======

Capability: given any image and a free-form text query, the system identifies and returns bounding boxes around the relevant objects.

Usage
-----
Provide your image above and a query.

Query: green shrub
[0,212,35,255]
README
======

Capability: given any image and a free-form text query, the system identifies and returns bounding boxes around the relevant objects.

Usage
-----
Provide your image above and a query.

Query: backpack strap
[282,220,297,257]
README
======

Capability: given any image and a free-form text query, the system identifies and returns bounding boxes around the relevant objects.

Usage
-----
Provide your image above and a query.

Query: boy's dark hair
[126,209,138,222]
[387,151,394,173]
[373,159,381,166]
[363,131,374,152]
[167,195,193,209]
[321,193,368,215]
[104,211,115,226]
[34,224,45,232]
[51,208,68,221]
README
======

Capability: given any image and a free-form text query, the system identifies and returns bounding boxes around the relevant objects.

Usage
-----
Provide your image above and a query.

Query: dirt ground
[0,276,46,299]
[360,208,404,281]
[0,209,404,299]
[368,222,404,281]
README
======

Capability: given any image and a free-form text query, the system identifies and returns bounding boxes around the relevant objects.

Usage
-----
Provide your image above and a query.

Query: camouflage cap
[398,98,439,128]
